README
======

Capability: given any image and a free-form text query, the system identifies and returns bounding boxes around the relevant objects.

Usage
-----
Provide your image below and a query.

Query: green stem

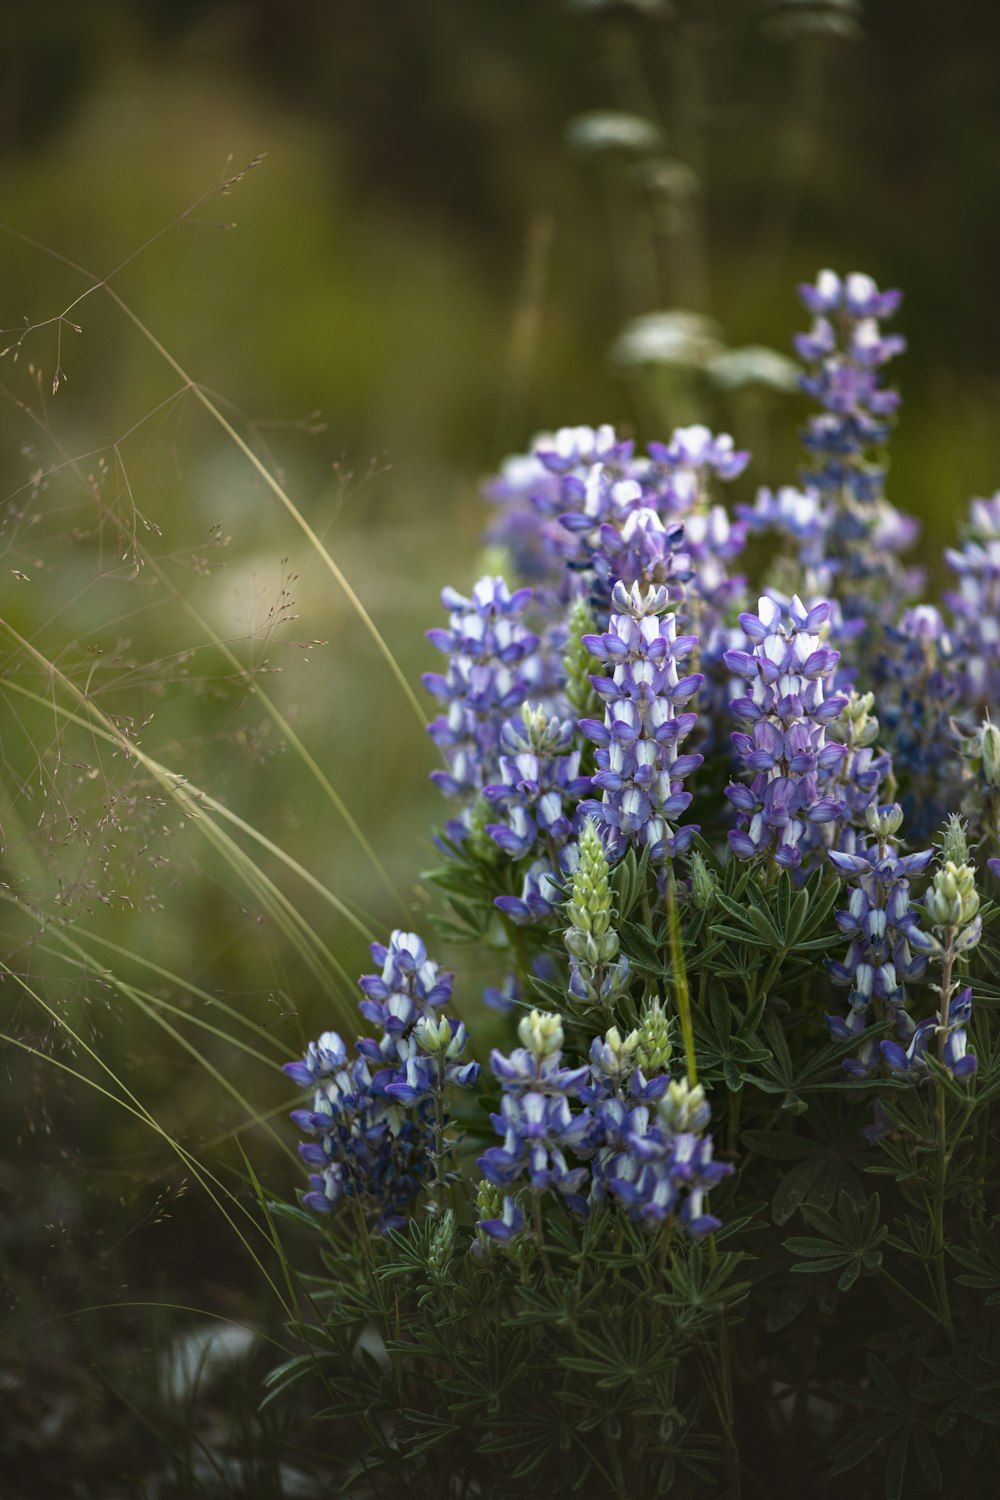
[666,871,698,1086]
[932,935,957,1344]
[531,1190,554,1277]
[430,1054,448,1216]
[727,1090,743,1158]
[877,1267,942,1331]
[706,1230,740,1498]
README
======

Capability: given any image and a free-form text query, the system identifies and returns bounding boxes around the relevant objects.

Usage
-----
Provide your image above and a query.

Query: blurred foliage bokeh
[2,2,999,1493]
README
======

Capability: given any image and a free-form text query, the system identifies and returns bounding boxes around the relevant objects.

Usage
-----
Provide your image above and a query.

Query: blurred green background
[2,1,999,1492]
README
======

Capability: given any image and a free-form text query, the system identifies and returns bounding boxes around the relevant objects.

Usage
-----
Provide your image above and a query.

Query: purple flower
[724,595,851,869]
[478,1011,592,1211]
[790,269,919,631]
[825,808,931,1076]
[477,1193,526,1244]
[285,930,477,1229]
[944,492,1000,710]
[881,987,977,1082]
[424,576,542,841]
[483,704,591,861]
[578,580,703,863]
[356,930,454,1039]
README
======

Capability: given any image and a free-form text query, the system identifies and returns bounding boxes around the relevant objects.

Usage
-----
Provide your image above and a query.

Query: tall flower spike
[478,1010,592,1213]
[793,269,919,629]
[882,833,980,1083]
[944,492,1000,710]
[285,930,478,1230]
[953,718,1000,880]
[578,580,703,864]
[600,1076,733,1236]
[876,604,962,840]
[826,804,932,1079]
[563,819,630,1008]
[483,703,591,863]
[424,577,540,845]
[724,595,849,869]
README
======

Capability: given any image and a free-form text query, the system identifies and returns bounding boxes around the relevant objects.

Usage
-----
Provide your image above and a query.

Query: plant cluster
[271,272,1000,1498]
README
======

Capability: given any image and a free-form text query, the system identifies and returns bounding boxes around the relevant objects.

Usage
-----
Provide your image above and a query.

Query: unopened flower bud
[476,1179,504,1222]
[659,1078,710,1133]
[926,861,979,931]
[690,851,717,911]
[635,997,672,1076]
[428,1209,455,1270]
[837,690,880,749]
[982,722,1000,787]
[590,1024,640,1082]
[866,801,904,842]
[413,1016,452,1056]
[518,1008,564,1058]
[940,815,971,868]
[563,596,598,718]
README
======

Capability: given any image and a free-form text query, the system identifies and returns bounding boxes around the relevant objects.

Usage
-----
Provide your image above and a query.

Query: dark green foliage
[272,849,1000,1498]
[265,1207,745,1498]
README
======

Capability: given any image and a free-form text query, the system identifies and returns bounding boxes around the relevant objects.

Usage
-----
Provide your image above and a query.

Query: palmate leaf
[830,1354,935,1500]
[744,1097,870,1222]
[711,869,840,955]
[610,841,652,922]
[784,1190,886,1291]
[689,984,772,1093]
[559,1331,676,1391]
[949,1217,1000,1304]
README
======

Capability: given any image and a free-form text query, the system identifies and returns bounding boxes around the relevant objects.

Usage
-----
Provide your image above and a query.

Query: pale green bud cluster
[635,997,672,1076]
[605,1025,639,1065]
[925,860,980,933]
[981,722,1000,787]
[940,814,971,868]
[428,1209,456,1271]
[563,596,599,718]
[518,1008,564,1057]
[659,1078,710,1134]
[591,1023,641,1085]
[564,820,619,965]
[414,1015,466,1060]
[953,717,1000,788]
[564,821,631,1009]
[476,1179,504,1223]
[952,720,1000,871]
[865,801,905,842]
[837,690,880,750]
[689,851,717,912]
[518,701,571,756]
[467,793,500,862]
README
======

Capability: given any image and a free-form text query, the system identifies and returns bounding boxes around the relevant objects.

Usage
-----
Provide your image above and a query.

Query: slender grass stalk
[0,990,293,1316]
[0,662,363,1014]
[0,663,373,947]
[59,928,300,1058]
[665,868,740,1497]
[5,383,414,924]
[30,931,300,1166]
[0,211,427,730]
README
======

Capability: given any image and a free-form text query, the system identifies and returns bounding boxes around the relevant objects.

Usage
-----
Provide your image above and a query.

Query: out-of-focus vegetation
[2,3,999,1493]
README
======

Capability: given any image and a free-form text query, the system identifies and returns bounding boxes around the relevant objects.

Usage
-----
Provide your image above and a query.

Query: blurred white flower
[707,344,800,393]
[609,309,723,370]
[565,111,664,155]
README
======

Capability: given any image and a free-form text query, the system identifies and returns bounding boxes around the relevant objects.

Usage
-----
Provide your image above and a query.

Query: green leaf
[885,1428,909,1500]
[772,1155,826,1226]
[831,1419,896,1475]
